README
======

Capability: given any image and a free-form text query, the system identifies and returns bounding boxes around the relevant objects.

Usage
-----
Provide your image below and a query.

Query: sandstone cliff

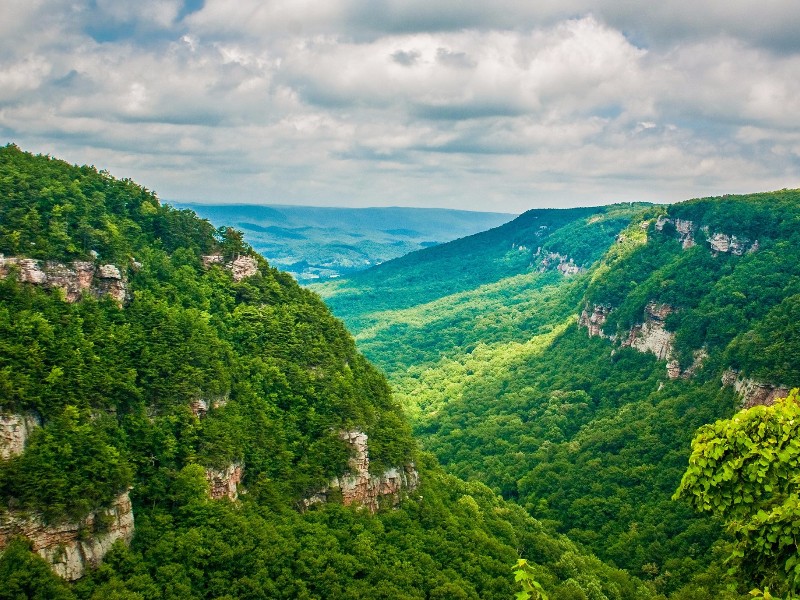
[0,491,134,580]
[537,252,582,276]
[579,301,707,380]
[653,217,759,256]
[304,430,419,513]
[721,369,791,409]
[621,302,675,362]
[201,254,259,281]
[205,463,243,501]
[0,255,128,303]
[578,304,612,339]
[0,412,40,460]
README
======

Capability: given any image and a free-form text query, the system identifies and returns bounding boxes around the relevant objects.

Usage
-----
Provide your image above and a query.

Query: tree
[674,390,800,597]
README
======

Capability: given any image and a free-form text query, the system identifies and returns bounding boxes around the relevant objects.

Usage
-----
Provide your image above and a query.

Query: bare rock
[0,491,135,581]
[655,217,695,249]
[304,430,419,513]
[539,252,582,276]
[578,304,612,338]
[623,302,675,361]
[202,254,224,268]
[0,412,40,460]
[721,369,791,409]
[227,256,259,281]
[708,233,751,256]
[190,394,228,418]
[0,256,127,304]
[206,463,243,501]
[201,254,259,281]
[190,399,209,418]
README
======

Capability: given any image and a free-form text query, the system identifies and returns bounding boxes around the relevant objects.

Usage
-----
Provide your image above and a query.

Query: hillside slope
[0,145,650,599]
[318,190,800,596]
[313,203,647,373]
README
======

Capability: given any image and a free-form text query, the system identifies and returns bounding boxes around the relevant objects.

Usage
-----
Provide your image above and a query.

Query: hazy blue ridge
[170,202,514,282]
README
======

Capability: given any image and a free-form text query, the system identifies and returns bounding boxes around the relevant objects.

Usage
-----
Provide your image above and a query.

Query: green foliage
[675,390,800,597]
[0,406,132,523]
[313,204,645,319]
[0,145,648,600]
[317,191,800,597]
[0,146,415,520]
[0,538,75,600]
[513,559,549,600]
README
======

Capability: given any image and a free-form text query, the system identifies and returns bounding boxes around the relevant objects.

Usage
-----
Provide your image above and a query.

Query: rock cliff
[579,301,707,380]
[621,302,675,362]
[537,252,582,276]
[0,491,134,580]
[205,463,243,501]
[201,254,259,281]
[721,369,791,408]
[653,217,759,256]
[304,430,419,513]
[0,255,128,303]
[0,412,40,460]
[655,216,696,249]
[578,304,612,338]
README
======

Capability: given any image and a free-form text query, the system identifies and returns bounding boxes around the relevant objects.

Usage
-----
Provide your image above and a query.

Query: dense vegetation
[320,190,800,598]
[314,204,646,374]
[0,145,652,599]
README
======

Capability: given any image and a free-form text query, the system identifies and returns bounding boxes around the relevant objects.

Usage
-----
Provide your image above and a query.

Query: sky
[1,1,799,212]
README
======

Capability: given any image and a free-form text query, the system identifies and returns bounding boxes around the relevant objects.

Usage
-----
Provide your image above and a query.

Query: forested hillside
[0,145,653,599]
[318,190,800,598]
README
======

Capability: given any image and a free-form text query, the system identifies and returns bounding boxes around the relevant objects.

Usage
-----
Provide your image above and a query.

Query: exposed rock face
[722,369,791,409]
[578,304,612,338]
[190,395,229,418]
[201,254,259,281]
[622,302,675,361]
[228,256,258,281]
[0,256,127,304]
[0,491,134,581]
[655,217,696,249]
[304,430,419,513]
[538,252,582,276]
[707,233,754,256]
[0,412,40,460]
[206,463,243,500]
[579,300,707,380]
[654,217,760,256]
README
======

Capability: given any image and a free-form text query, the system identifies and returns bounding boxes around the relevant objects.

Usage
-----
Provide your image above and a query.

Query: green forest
[315,190,800,599]
[1,145,799,599]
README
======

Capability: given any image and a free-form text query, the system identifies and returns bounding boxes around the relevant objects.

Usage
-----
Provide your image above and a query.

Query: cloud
[0,1,798,212]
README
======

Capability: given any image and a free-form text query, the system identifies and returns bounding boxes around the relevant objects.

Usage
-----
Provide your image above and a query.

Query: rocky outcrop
[205,463,243,501]
[722,369,791,409]
[655,217,696,249]
[579,300,707,380]
[304,430,419,513]
[538,252,582,276]
[622,302,675,362]
[0,255,127,303]
[653,217,760,256]
[0,412,40,460]
[578,304,612,338]
[189,395,229,419]
[0,491,134,580]
[706,232,758,256]
[201,254,259,282]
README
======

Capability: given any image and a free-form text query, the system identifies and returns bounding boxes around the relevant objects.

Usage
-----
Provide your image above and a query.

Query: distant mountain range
[170,203,514,282]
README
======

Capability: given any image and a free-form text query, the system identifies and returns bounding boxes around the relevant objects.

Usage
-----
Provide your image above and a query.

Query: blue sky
[1,0,799,212]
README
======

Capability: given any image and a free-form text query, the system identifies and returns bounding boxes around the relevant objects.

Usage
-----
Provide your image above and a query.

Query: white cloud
[0,1,798,212]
